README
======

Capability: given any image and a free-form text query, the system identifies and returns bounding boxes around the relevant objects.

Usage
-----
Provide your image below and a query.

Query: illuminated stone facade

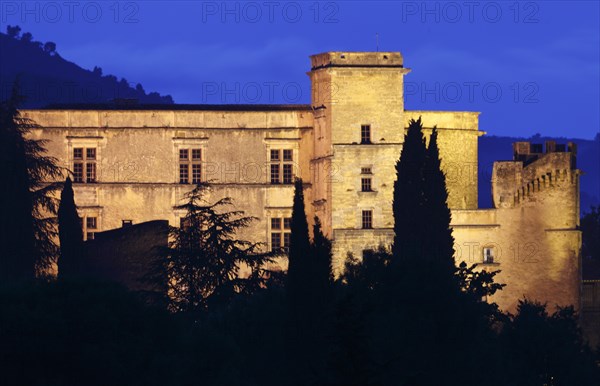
[23,51,581,312]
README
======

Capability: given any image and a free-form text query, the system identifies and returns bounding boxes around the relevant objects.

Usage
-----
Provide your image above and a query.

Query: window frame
[72,146,97,183]
[178,147,202,185]
[360,124,372,144]
[361,210,373,229]
[269,148,294,185]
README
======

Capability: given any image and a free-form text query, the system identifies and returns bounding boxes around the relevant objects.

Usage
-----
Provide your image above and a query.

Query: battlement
[513,140,577,167]
[492,142,579,208]
[309,51,404,70]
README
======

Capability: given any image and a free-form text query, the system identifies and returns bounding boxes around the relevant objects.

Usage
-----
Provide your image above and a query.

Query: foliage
[152,183,276,314]
[501,299,600,385]
[0,82,62,279]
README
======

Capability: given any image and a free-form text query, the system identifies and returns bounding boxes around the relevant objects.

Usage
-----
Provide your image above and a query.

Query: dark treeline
[1,89,599,385]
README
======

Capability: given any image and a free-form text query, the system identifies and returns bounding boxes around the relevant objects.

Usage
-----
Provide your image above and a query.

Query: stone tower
[308,52,410,271]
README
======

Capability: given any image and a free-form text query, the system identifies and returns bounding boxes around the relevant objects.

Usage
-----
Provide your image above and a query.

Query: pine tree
[423,127,457,278]
[391,117,428,269]
[57,177,84,278]
[0,82,61,280]
[155,183,276,314]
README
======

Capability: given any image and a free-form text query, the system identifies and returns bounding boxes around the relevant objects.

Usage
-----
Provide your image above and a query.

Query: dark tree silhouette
[311,215,333,300]
[20,32,33,43]
[6,25,21,38]
[153,183,275,314]
[286,178,311,306]
[43,42,57,55]
[0,83,62,280]
[501,299,600,385]
[57,177,84,278]
[422,127,456,278]
[391,117,428,268]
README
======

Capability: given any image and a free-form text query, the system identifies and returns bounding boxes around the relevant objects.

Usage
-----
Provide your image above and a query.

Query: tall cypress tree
[423,127,456,278]
[287,178,311,305]
[0,82,61,280]
[57,177,84,278]
[391,117,428,268]
[311,216,333,300]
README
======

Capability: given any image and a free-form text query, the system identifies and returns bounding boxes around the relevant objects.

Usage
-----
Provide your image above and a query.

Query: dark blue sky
[2,1,599,138]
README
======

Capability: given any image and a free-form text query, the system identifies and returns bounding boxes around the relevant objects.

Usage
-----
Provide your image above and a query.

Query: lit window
[362,210,373,229]
[361,125,371,144]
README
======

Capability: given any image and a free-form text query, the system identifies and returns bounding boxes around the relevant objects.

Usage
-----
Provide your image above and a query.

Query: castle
[23,52,581,312]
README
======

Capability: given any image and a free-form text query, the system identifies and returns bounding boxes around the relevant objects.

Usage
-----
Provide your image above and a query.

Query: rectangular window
[73,163,84,183]
[83,216,98,241]
[86,163,96,183]
[179,149,189,160]
[361,124,371,144]
[86,217,97,230]
[271,218,282,230]
[270,164,280,184]
[192,149,201,160]
[270,149,294,184]
[122,220,133,227]
[179,164,189,184]
[362,210,373,229]
[192,164,202,184]
[283,164,293,184]
[483,247,494,264]
[179,148,202,184]
[270,149,280,161]
[271,233,282,250]
[283,233,291,253]
[270,216,292,252]
[73,147,97,183]
[361,167,372,174]
[361,178,372,192]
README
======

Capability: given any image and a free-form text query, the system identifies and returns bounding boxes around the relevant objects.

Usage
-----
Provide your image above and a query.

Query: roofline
[23,103,313,112]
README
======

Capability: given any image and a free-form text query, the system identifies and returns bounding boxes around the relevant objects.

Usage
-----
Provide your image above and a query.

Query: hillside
[0,29,173,107]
